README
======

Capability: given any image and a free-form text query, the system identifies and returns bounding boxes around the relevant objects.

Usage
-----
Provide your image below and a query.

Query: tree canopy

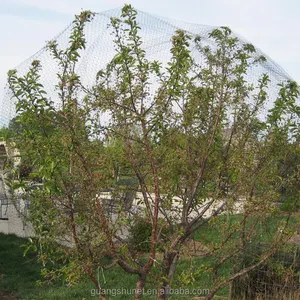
[5,5,300,300]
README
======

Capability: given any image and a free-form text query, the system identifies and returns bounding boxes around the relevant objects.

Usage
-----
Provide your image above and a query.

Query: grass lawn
[0,214,296,299]
[0,233,213,300]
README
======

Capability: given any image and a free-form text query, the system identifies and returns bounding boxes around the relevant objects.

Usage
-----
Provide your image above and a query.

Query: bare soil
[181,239,209,257]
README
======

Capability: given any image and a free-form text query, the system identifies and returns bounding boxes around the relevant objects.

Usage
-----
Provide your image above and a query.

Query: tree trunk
[99,293,107,300]
[156,251,179,300]
[134,274,147,300]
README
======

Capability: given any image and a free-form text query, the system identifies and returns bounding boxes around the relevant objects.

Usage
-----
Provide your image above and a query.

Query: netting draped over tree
[0,8,294,127]
[2,6,300,299]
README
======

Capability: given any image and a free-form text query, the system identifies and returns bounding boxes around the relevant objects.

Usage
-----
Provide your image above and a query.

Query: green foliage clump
[129,218,153,252]
[129,218,170,253]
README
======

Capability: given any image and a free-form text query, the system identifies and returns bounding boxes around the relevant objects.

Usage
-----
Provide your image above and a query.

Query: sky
[0,0,299,110]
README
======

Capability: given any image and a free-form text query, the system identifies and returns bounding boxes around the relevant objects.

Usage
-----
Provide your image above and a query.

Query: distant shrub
[129,218,170,253]
[129,218,152,252]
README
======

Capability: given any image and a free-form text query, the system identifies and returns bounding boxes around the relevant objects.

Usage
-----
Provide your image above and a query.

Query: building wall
[0,141,34,237]
[0,219,8,234]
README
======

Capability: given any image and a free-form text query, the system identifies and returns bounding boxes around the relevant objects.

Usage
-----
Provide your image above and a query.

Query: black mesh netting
[0,8,295,126]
